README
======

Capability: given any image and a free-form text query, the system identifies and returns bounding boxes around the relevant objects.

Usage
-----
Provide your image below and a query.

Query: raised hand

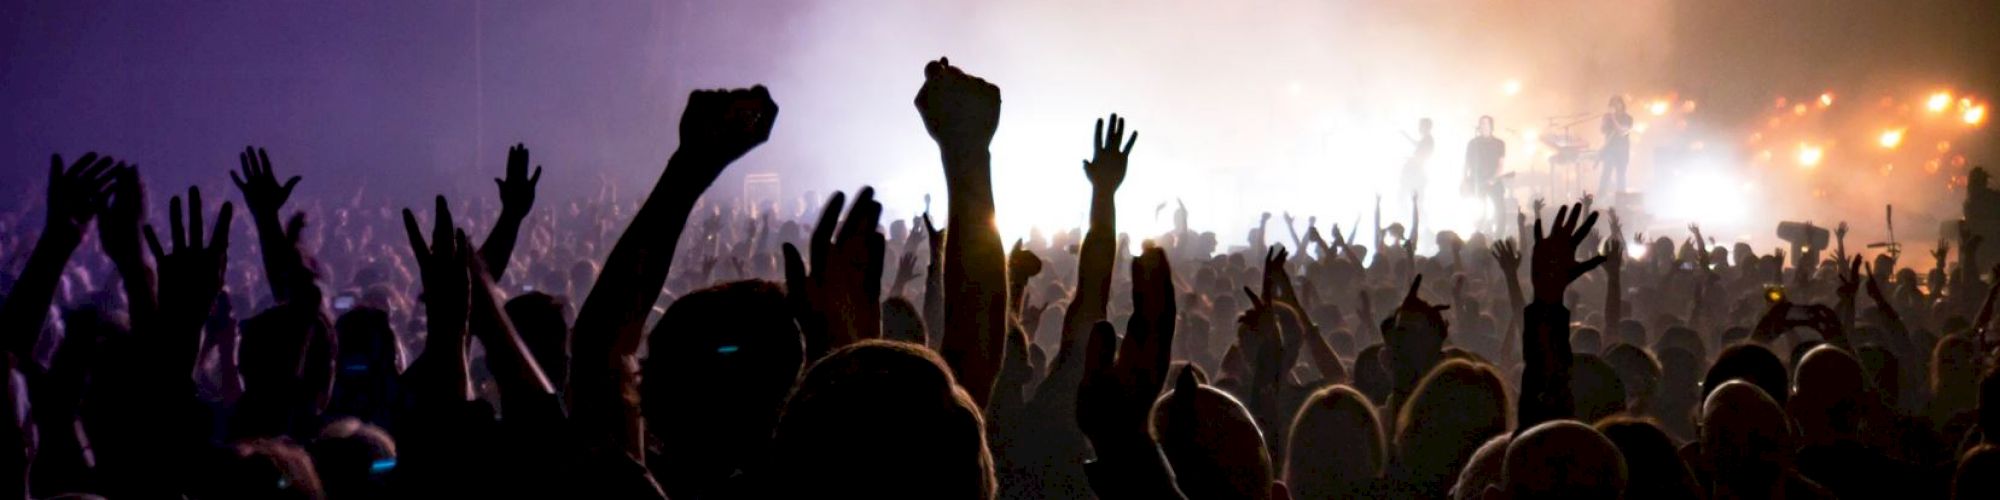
[1492,238,1523,274]
[1601,237,1624,276]
[914,57,1001,156]
[143,186,235,369]
[100,167,148,262]
[404,196,469,330]
[47,153,121,235]
[1530,202,1605,304]
[1008,239,1044,314]
[1261,245,1299,307]
[675,86,778,172]
[230,146,299,218]
[1083,113,1136,191]
[784,188,887,359]
[1835,254,1864,300]
[889,251,921,299]
[496,143,543,220]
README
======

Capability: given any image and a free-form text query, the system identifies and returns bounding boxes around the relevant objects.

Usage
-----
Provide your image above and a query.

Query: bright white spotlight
[1502,79,1522,96]
[1648,100,1669,116]
[1878,129,1904,149]
[1796,143,1823,168]
[1928,91,1953,112]
[1965,105,1986,126]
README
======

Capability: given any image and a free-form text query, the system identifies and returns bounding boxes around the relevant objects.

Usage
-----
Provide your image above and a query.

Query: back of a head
[503,291,571,392]
[1705,343,1788,405]
[1285,385,1383,498]
[1499,420,1627,500]
[1655,326,1703,362]
[1701,380,1791,489]
[643,280,805,498]
[1790,345,1866,438]
[1570,354,1629,423]
[1955,444,2000,500]
[1394,359,1510,499]
[1933,334,1978,404]
[1595,417,1700,500]
[206,438,326,500]
[1603,344,1662,409]
[1982,367,2000,437]
[1570,328,1603,355]
[764,340,993,499]
[308,418,395,499]
[880,296,926,345]
[1155,372,1275,500]
[1449,434,1510,500]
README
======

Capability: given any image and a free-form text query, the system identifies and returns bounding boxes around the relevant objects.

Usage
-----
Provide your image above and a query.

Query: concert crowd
[4,59,2000,499]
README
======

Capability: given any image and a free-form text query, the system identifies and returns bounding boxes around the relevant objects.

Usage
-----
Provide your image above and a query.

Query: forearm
[0,227,82,361]
[1072,186,1117,328]
[1517,300,1575,432]
[108,244,158,331]
[480,213,526,282]
[569,151,707,458]
[1604,272,1621,332]
[1084,436,1188,500]
[941,150,1007,406]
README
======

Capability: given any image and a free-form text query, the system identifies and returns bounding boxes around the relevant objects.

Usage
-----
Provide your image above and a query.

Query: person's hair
[1392,359,1510,499]
[1155,372,1275,500]
[1704,343,1788,404]
[1571,354,1629,423]
[1569,328,1603,355]
[1501,420,1627,500]
[1955,444,2000,500]
[642,280,805,499]
[1933,334,1979,409]
[1595,416,1701,500]
[504,291,572,394]
[1602,343,1662,410]
[1701,380,1792,490]
[1284,385,1383,498]
[762,340,993,499]
[1790,345,1866,439]
[308,418,395,499]
[208,438,326,500]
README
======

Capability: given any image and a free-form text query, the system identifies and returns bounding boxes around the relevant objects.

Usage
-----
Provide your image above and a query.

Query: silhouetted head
[1603,344,1661,412]
[1394,359,1510,499]
[308,418,394,499]
[1354,343,1391,403]
[503,292,571,395]
[1933,334,1979,410]
[1609,95,1627,112]
[1704,343,1787,405]
[1477,116,1495,136]
[1490,420,1626,500]
[1285,385,1384,499]
[1595,417,1700,500]
[206,438,325,500]
[1955,444,2000,500]
[1571,354,1629,423]
[643,280,805,499]
[1419,117,1434,134]
[1156,371,1279,500]
[1701,381,1791,494]
[763,340,992,499]
[239,302,333,408]
[880,296,926,345]
[1979,367,2000,439]
[1789,345,1866,442]
[1449,434,1509,500]
[333,307,402,380]
[1570,328,1603,355]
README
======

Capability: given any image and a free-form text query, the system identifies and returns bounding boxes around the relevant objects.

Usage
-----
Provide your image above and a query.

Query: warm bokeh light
[1682,100,1698,113]
[1928,91,1953,112]
[1818,92,1834,107]
[1649,100,1669,116]
[1796,143,1823,168]
[1501,79,1521,96]
[1878,128,1904,149]
[1965,105,1986,125]
[1792,103,1808,116]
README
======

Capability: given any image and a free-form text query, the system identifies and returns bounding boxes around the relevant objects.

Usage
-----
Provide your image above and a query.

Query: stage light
[1938,141,1952,153]
[1682,100,1698,113]
[1796,143,1823,168]
[1502,79,1522,96]
[1965,105,1986,126]
[1818,92,1834,107]
[1792,104,1808,116]
[1649,100,1669,116]
[1878,129,1904,149]
[1928,91,1952,112]
[1633,122,1649,134]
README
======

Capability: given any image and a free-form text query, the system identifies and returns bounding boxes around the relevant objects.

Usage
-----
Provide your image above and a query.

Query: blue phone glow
[716,345,741,354]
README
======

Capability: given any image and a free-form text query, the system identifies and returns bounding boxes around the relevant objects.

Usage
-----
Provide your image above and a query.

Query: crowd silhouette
[3,58,2000,499]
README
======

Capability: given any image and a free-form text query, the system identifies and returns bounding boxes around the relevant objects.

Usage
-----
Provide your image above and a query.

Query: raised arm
[1601,211,1624,334]
[568,86,776,459]
[480,143,542,281]
[0,154,119,363]
[915,58,1008,406]
[1491,238,1525,367]
[230,147,315,304]
[99,167,158,332]
[1061,114,1134,353]
[1518,202,1605,432]
[1078,248,1186,500]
